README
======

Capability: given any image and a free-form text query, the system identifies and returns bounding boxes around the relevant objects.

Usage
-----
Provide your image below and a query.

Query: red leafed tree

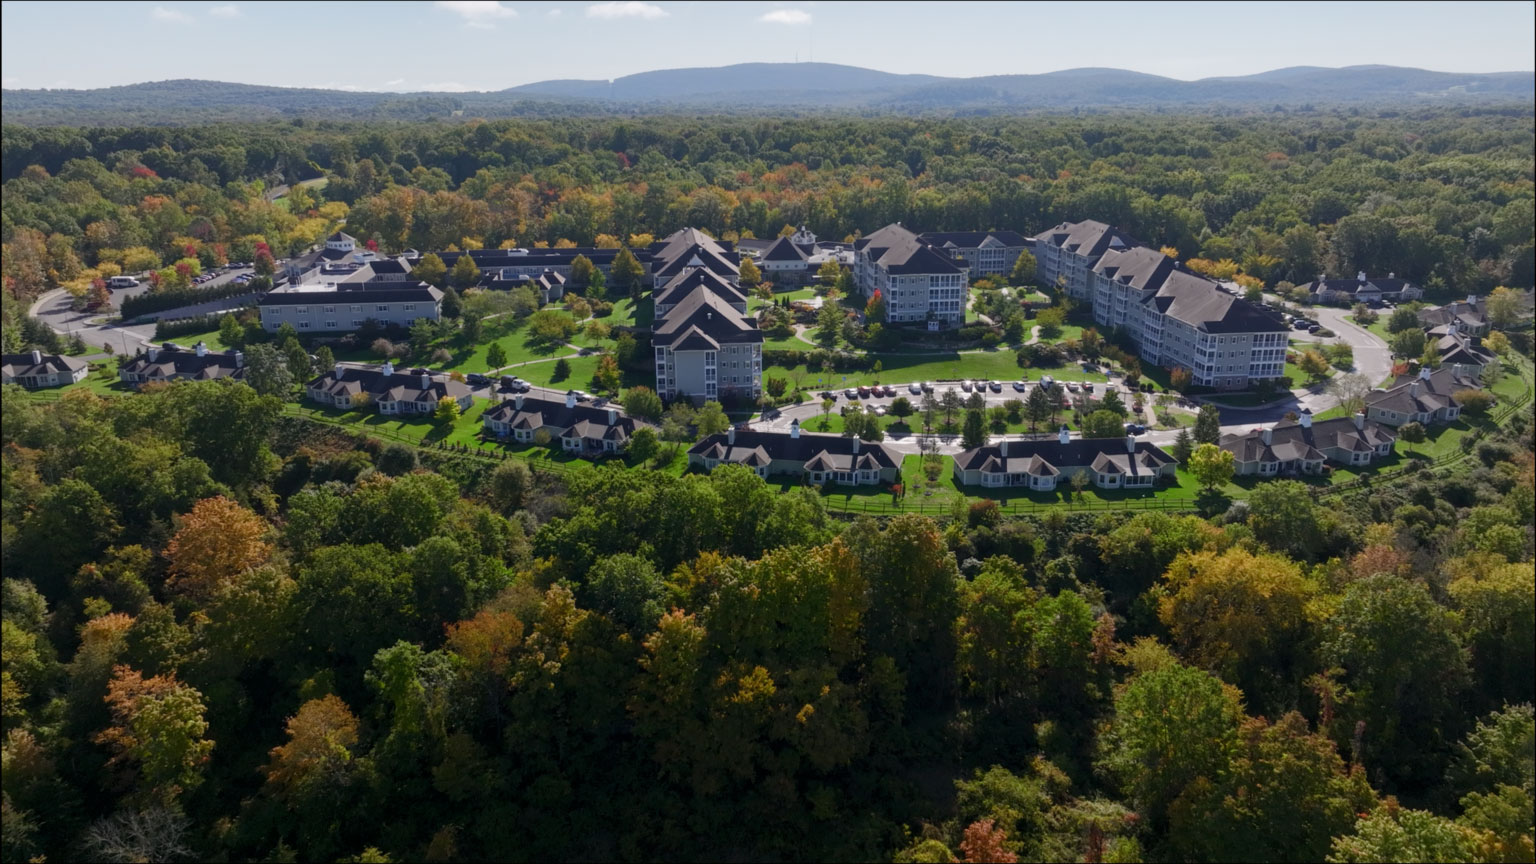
[130,165,159,179]
[183,244,198,259]
[866,288,885,320]
[365,238,379,252]
[254,245,276,276]
[959,820,1017,864]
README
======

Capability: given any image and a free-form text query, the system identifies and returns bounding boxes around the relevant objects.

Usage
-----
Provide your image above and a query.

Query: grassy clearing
[767,352,1106,392]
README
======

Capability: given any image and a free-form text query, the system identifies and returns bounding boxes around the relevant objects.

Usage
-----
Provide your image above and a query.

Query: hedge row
[121,277,270,319]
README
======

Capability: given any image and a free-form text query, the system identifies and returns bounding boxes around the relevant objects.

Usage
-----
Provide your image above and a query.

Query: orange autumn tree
[264,694,361,797]
[959,819,1018,863]
[164,496,272,599]
[96,666,214,803]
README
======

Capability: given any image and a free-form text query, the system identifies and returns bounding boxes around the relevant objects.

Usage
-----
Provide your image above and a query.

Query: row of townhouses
[687,420,901,486]
[119,342,246,386]
[483,390,643,455]
[306,360,473,415]
[953,429,1178,491]
[2,350,89,389]
[1033,221,1289,390]
[1298,272,1423,305]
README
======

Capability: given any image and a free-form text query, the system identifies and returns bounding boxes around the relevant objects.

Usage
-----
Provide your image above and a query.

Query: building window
[299,322,311,329]
[326,321,338,328]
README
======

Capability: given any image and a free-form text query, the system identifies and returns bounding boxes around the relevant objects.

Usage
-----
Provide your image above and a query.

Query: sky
[2,0,1532,91]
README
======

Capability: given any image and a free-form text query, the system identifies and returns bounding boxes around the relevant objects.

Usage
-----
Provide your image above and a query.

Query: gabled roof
[1366,366,1481,414]
[688,428,899,472]
[760,235,810,262]
[1031,220,1139,262]
[953,437,1175,477]
[857,223,966,276]
[651,243,740,283]
[119,345,242,380]
[1435,332,1496,366]
[654,289,762,348]
[1146,270,1286,334]
[307,365,470,404]
[918,230,1029,247]
[1220,416,1395,463]
[654,267,748,309]
[2,351,89,378]
[1298,276,1415,295]
[327,230,356,243]
[483,394,643,441]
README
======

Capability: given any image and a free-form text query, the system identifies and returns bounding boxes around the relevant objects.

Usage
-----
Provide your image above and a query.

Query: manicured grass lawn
[601,297,649,328]
[749,287,816,314]
[767,352,1106,392]
[159,327,237,350]
[1036,323,1085,344]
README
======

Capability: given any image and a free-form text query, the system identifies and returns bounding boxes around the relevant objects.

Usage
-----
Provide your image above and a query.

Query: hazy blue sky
[3,1,1532,91]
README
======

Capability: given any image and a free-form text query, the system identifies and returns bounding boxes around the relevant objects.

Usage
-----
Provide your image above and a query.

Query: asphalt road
[30,267,254,355]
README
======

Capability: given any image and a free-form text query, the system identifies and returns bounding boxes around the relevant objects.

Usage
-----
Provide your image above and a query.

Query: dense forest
[1,375,1532,862]
[4,109,1534,318]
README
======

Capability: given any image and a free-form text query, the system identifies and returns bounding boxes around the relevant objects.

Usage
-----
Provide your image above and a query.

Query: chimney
[1058,425,1071,445]
[333,362,345,379]
[148,347,160,362]
[727,426,736,445]
[30,349,41,364]
[1262,427,1273,446]
[1452,363,1464,379]
[851,436,860,453]
[566,390,577,408]
[514,394,524,410]
[1353,412,1365,431]
[1419,365,1432,381]
[1357,271,1366,282]
[1388,272,1395,279]
[195,341,207,357]
[420,373,431,390]
[381,360,394,376]
[1466,294,1476,306]
[1410,381,1420,397]
[1125,435,1136,453]
[1299,410,1312,429]
[790,418,800,439]
[234,350,244,368]
[607,407,618,425]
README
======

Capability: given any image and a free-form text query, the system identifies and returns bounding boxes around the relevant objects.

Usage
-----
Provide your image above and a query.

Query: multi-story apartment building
[1089,246,1287,390]
[2,350,89,389]
[653,290,763,403]
[118,342,245,387]
[1031,220,1139,302]
[853,223,969,326]
[646,228,762,403]
[918,230,1032,278]
[439,246,656,289]
[259,254,443,334]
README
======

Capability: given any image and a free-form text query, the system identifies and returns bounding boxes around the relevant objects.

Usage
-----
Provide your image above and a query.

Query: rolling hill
[3,62,1530,124]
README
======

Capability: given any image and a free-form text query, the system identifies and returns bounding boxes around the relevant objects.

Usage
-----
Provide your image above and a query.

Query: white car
[1066,381,1080,393]
[1012,380,1027,392]
[845,388,859,399]
[874,405,887,416]
[908,382,922,395]
[960,380,973,392]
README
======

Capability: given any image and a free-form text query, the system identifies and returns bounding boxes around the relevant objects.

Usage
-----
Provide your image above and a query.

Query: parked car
[908,382,922,395]
[1040,376,1055,389]
[1124,423,1146,435]
[1066,381,1080,393]
[844,388,859,399]
[884,384,897,397]
[1012,380,1027,392]
[857,385,871,398]
[1308,324,1322,333]
[960,380,973,392]
[1293,319,1312,330]
[873,405,887,416]
[988,380,1002,393]
[466,373,489,386]
[920,381,934,392]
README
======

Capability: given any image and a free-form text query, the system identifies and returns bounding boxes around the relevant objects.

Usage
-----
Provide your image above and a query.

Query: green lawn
[749,287,815,314]
[769,351,1107,392]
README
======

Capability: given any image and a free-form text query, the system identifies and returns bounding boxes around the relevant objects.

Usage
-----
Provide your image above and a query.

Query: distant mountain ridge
[3,62,1531,124]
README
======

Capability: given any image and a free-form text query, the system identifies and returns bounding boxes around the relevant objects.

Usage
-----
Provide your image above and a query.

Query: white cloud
[151,6,193,22]
[586,2,666,20]
[546,7,563,17]
[759,8,810,24]
[208,4,240,17]
[435,1,517,28]
[384,78,407,87]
